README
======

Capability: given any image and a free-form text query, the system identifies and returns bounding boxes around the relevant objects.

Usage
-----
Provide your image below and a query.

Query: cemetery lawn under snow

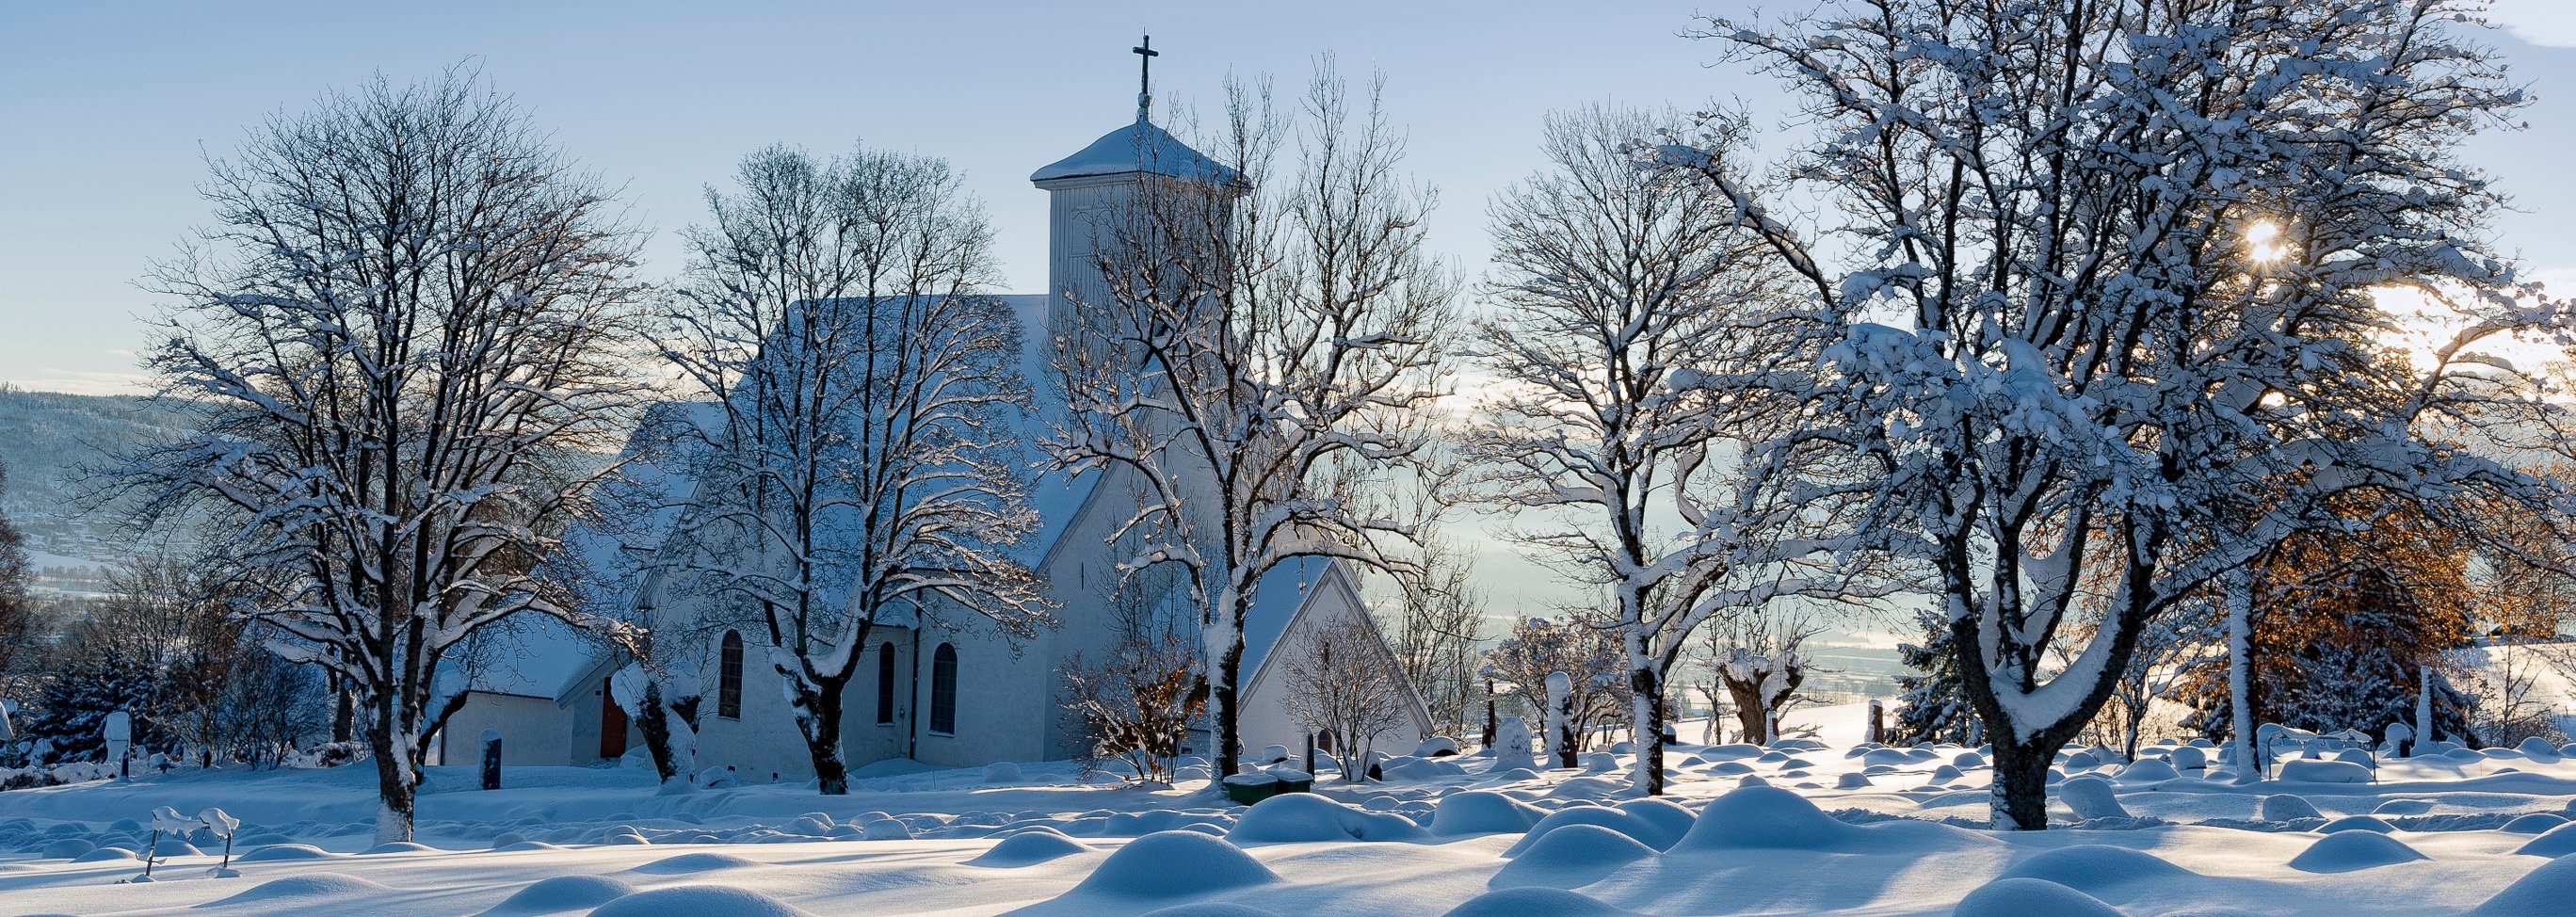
[6,707,2576,917]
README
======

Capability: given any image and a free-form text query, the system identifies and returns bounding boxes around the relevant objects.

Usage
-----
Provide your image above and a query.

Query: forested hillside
[0,386,189,563]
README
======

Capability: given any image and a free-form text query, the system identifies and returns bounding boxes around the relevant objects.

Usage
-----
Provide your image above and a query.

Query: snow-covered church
[440,101,1433,780]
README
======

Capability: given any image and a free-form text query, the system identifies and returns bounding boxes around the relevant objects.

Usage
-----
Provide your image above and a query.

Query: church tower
[1028,35,1242,334]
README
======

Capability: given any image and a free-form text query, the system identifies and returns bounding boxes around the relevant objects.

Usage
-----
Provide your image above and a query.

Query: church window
[875,641,897,725]
[929,643,958,735]
[717,631,744,719]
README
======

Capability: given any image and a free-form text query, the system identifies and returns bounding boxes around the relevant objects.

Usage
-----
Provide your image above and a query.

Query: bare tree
[120,69,647,842]
[1377,490,1487,738]
[1483,613,1628,752]
[1464,105,1873,794]
[1279,614,1414,780]
[1046,64,1455,779]
[652,143,1049,795]
[1707,611,1822,746]
[1057,634,1205,784]
[1685,0,2564,828]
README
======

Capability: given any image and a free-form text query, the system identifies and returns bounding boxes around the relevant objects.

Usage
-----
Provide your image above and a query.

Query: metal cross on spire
[1133,32,1158,122]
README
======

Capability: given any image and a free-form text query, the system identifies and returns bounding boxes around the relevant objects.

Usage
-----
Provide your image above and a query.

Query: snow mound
[1697,745,1761,761]
[1614,799,1697,845]
[1136,905,1286,917]
[1999,845,2194,893]
[38,839,91,860]
[1441,887,1640,917]
[2318,815,2397,834]
[2473,853,2576,916]
[587,885,813,917]
[362,841,438,855]
[2288,830,2428,873]
[2057,776,2131,820]
[481,876,638,916]
[1952,877,2123,917]
[2259,795,2322,821]
[2514,737,2561,759]
[631,852,762,875]
[1927,764,1965,783]
[2373,798,2437,815]
[1670,785,1858,851]
[2503,813,2568,834]
[1505,807,1669,857]
[1430,791,1545,836]
[966,830,1088,867]
[1067,830,1278,899]
[2513,823,2576,858]
[1836,773,1874,789]
[984,761,1022,783]
[69,846,136,862]
[1388,758,1467,781]
[152,838,202,857]
[1489,824,1656,890]
[211,874,395,906]
[499,841,565,852]
[1228,793,1425,844]
[2277,760,2373,783]
[860,818,911,841]
[2114,759,2181,783]
[237,844,336,862]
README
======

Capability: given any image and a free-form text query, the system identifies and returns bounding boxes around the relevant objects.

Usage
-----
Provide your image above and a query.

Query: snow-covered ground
[5,705,2576,916]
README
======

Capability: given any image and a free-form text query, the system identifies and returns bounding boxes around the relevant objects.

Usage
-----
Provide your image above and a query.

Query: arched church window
[929,643,958,735]
[875,641,897,725]
[717,631,744,719]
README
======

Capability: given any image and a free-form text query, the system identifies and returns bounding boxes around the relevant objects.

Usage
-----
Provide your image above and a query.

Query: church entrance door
[600,678,629,760]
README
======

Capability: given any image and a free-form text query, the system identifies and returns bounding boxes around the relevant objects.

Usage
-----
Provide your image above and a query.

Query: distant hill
[0,386,191,567]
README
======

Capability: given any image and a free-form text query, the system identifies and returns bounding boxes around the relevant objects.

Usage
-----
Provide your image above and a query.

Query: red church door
[600,678,629,760]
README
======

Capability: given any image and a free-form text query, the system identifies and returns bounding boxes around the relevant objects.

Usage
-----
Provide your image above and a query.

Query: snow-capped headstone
[104,711,133,779]
[1489,717,1538,773]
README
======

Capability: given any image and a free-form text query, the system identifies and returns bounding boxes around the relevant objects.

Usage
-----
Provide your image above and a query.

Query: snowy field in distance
[3,704,2576,916]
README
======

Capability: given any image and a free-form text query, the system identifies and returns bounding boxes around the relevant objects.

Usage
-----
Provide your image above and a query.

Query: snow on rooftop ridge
[1030,120,1241,185]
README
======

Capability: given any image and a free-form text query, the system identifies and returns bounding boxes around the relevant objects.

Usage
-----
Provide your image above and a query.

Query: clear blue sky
[8,2,2576,394]
[8,1,2576,624]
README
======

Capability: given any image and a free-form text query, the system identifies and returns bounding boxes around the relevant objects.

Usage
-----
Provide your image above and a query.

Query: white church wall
[836,635,913,767]
[693,626,829,785]
[440,692,571,767]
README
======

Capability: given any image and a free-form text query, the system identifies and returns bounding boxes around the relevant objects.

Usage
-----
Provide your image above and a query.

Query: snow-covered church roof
[1030,120,1242,186]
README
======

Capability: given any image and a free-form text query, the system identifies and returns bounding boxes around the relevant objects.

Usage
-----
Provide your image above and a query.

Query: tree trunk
[2227,567,2259,782]
[1213,638,1245,780]
[1629,667,1666,796]
[1723,674,1770,745]
[2120,701,2144,763]
[797,674,851,795]
[367,719,414,845]
[2414,663,2436,748]
[332,683,355,745]
[1988,738,2052,831]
